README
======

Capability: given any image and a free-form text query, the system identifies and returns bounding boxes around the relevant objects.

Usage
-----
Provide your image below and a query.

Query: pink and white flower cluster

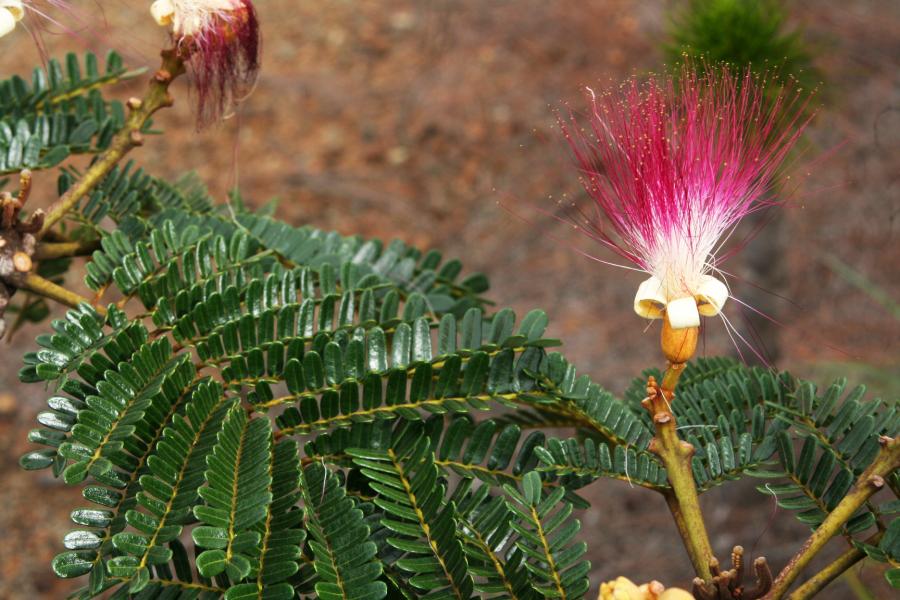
[151,0,260,124]
[562,66,810,329]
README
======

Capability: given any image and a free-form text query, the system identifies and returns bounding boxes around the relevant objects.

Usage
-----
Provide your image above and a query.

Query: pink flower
[151,0,260,125]
[561,65,810,329]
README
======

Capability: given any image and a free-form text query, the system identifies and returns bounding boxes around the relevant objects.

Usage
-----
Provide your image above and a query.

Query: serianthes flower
[599,576,694,600]
[0,0,25,37]
[562,65,809,330]
[150,0,260,124]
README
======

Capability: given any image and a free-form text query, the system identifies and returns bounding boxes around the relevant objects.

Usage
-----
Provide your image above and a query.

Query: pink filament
[560,65,812,287]
[182,0,260,127]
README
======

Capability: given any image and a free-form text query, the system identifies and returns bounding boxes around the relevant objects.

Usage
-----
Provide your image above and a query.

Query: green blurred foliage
[664,0,822,93]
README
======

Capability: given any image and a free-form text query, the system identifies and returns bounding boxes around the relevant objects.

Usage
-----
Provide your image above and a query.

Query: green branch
[33,239,100,260]
[39,50,186,237]
[645,362,716,582]
[766,436,900,599]
[787,533,880,600]
[21,272,103,313]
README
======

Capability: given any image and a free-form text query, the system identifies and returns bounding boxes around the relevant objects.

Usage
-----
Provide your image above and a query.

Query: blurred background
[0,0,898,597]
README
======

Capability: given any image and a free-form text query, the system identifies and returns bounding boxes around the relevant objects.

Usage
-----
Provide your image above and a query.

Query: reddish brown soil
[0,1,897,598]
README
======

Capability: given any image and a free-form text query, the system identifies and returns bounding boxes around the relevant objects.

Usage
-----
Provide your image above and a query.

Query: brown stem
[21,272,104,313]
[33,239,100,260]
[39,49,186,237]
[787,533,881,600]
[765,436,900,599]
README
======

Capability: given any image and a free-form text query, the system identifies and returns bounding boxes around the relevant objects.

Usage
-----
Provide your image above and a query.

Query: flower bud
[598,577,694,600]
[599,576,644,600]
[150,0,174,26]
[659,588,694,600]
[0,0,25,38]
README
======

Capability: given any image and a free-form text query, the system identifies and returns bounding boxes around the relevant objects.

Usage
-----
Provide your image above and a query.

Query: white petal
[0,9,16,38]
[150,0,175,27]
[696,275,728,316]
[634,276,666,320]
[666,296,700,329]
[0,0,23,22]
[175,12,209,36]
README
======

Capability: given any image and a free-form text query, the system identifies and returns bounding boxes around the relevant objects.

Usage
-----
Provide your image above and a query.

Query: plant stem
[663,490,711,578]
[33,239,100,260]
[840,566,877,600]
[787,533,880,600]
[766,436,900,599]
[39,49,186,237]
[21,272,104,313]
[646,360,715,581]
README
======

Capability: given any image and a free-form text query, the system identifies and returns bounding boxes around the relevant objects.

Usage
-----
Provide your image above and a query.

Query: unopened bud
[0,1,24,39]
[660,317,698,364]
[150,0,175,26]
[658,589,694,600]
[599,577,642,600]
[598,576,693,600]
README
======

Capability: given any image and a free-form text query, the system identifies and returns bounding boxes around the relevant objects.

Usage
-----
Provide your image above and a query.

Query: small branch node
[17,169,32,205]
[19,209,44,234]
[868,474,885,488]
[692,578,716,600]
[13,252,32,273]
[654,412,672,425]
[679,440,695,456]
[126,96,143,110]
[709,556,721,577]
[743,557,772,600]
[732,545,745,585]
[154,68,173,83]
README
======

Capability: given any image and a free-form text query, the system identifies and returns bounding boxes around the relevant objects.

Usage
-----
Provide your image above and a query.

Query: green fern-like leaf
[227,437,306,599]
[751,379,899,534]
[192,407,273,581]
[300,462,387,600]
[503,471,590,599]
[0,51,141,175]
[348,424,475,599]
[102,382,235,593]
[0,51,136,114]
[455,486,537,599]
[533,436,668,491]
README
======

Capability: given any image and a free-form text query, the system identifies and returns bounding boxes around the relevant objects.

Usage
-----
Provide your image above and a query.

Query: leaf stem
[766,436,899,599]
[39,49,186,237]
[787,533,880,600]
[21,272,103,313]
[33,239,100,260]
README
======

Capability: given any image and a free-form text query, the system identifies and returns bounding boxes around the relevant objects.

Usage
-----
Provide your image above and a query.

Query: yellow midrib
[531,505,566,600]
[389,448,466,600]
